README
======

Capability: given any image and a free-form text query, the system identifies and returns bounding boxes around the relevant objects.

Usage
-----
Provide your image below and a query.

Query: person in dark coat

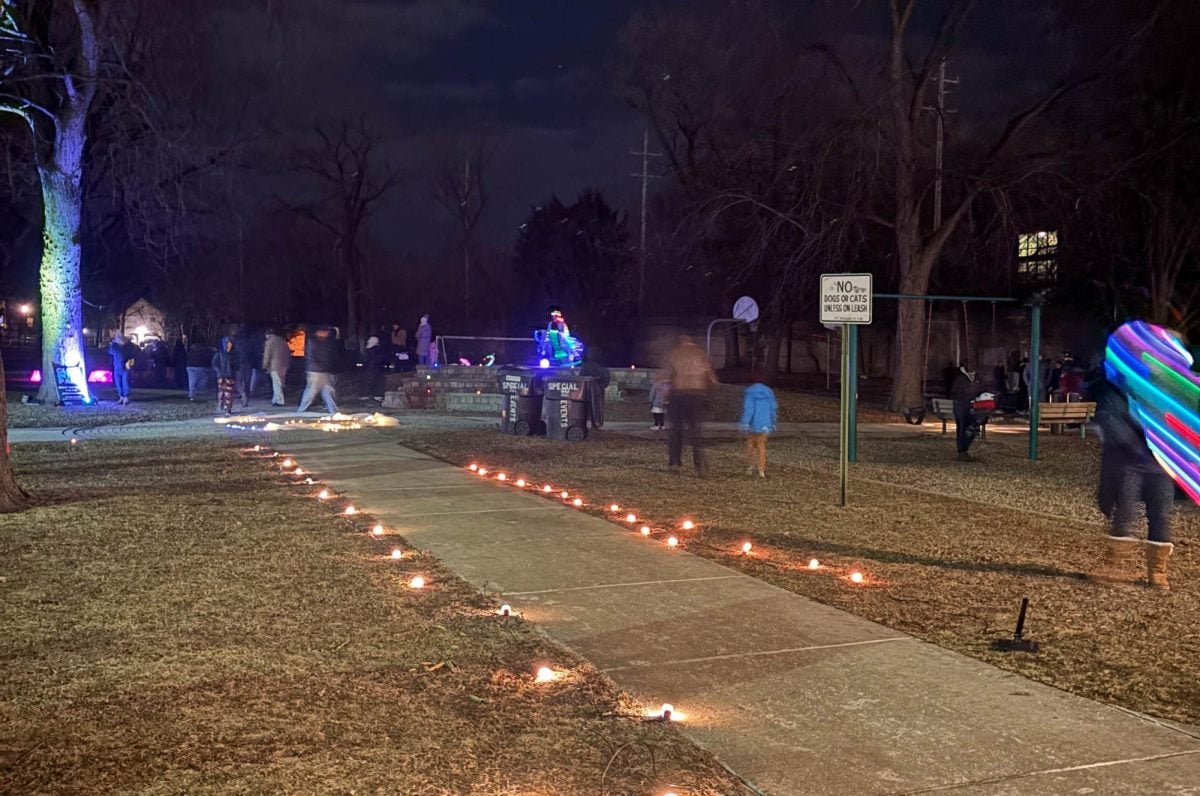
[362,335,387,401]
[107,334,139,404]
[211,336,237,414]
[1093,378,1176,589]
[172,338,188,390]
[296,325,340,414]
[185,341,214,400]
[951,366,982,461]
[234,326,262,409]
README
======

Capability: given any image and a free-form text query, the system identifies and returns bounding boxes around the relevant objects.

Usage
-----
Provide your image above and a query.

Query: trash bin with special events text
[541,375,593,442]
[497,367,546,436]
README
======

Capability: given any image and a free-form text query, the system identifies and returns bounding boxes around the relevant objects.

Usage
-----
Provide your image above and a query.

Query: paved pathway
[272,433,1199,795]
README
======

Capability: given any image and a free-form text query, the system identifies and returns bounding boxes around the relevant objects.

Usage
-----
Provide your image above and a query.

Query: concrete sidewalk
[279,435,1200,794]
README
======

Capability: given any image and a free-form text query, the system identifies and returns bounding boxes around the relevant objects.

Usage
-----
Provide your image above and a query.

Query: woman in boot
[1094,379,1175,589]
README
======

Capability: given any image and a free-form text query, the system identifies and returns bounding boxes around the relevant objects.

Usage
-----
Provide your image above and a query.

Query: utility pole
[630,129,661,314]
[462,154,471,309]
[928,59,959,232]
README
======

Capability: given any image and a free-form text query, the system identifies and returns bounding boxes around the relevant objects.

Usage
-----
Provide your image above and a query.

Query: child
[212,336,237,415]
[740,377,778,477]
[648,377,671,430]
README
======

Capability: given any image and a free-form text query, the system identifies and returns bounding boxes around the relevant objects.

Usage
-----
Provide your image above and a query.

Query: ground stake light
[808,559,820,570]
[497,473,507,481]
[991,597,1040,653]
[560,490,569,499]
[609,503,620,513]
[498,604,512,617]
[281,458,294,468]
[515,479,526,488]
[573,498,583,507]
[318,489,331,500]
[478,468,488,476]
[849,571,864,584]
[543,485,553,493]
[409,576,426,589]
[535,666,558,683]
[468,463,478,471]
[390,549,403,560]
[742,542,753,554]
[625,513,637,523]
[667,536,679,548]
[344,506,357,516]
[372,525,384,536]
[681,519,695,531]
[640,526,651,537]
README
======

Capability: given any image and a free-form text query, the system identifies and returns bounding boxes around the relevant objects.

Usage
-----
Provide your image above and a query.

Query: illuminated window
[1017,231,1058,283]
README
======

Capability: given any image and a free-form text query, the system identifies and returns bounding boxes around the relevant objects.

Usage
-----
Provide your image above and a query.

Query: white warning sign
[819,273,873,325]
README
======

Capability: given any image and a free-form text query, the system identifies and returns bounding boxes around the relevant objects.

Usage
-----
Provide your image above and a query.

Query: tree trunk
[766,331,783,378]
[35,164,90,405]
[0,354,30,513]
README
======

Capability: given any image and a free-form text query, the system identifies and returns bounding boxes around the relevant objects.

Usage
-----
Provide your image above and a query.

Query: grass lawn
[0,439,741,795]
[393,423,1200,728]
[6,390,217,429]
[605,384,894,424]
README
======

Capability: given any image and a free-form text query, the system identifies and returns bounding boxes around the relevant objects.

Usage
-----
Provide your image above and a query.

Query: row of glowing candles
[465,461,867,584]
[254,444,686,730]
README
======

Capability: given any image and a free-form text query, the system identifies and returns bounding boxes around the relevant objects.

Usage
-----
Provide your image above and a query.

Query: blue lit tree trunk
[35,132,90,404]
[0,0,101,405]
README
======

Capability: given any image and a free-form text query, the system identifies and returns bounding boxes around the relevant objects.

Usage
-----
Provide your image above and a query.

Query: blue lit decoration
[533,307,583,368]
[1105,320,1200,504]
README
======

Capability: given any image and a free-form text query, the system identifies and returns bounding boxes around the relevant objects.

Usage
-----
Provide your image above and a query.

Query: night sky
[213,0,1086,258]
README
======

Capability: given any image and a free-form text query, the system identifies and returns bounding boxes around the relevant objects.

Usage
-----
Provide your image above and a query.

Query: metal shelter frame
[847,292,1045,461]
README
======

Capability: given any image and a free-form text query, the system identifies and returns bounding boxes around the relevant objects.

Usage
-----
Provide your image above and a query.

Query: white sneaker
[650,424,659,430]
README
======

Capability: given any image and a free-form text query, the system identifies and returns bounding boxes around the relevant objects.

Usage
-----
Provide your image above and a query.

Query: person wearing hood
[740,375,778,478]
[951,365,982,461]
[107,334,139,405]
[262,328,291,407]
[211,336,237,414]
[416,314,433,366]
[362,335,387,401]
[297,325,340,414]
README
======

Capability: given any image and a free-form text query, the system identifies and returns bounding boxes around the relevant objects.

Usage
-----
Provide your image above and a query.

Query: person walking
[233,326,261,409]
[648,376,670,430]
[211,336,237,415]
[665,336,717,476]
[262,328,291,407]
[108,334,138,405]
[416,314,433,366]
[185,341,214,400]
[1094,378,1176,589]
[951,365,981,462]
[740,376,778,478]
[296,325,340,414]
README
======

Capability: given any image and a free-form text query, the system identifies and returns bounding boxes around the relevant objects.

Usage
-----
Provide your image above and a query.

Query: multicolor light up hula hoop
[1105,320,1200,503]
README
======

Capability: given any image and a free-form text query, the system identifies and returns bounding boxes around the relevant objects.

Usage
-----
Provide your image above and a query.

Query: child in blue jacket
[740,379,778,478]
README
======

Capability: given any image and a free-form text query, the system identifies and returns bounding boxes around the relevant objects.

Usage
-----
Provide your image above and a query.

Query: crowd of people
[108,314,437,416]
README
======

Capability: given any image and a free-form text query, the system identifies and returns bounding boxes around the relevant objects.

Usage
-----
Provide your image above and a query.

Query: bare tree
[1,0,103,405]
[289,118,400,348]
[882,0,1166,411]
[432,139,492,310]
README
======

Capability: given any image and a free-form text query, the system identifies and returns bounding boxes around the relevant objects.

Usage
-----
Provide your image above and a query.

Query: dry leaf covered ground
[395,421,1200,728]
[0,440,742,795]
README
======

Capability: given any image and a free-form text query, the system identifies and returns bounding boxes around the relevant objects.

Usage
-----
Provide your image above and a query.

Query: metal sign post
[820,274,873,506]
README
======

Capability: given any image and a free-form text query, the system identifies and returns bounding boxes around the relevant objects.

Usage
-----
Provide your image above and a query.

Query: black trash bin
[542,374,593,442]
[498,367,546,436]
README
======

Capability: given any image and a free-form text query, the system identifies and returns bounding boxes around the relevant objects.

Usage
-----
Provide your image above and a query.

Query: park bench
[930,397,989,439]
[1038,401,1096,438]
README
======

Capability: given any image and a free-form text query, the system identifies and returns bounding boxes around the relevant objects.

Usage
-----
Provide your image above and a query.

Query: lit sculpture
[533,307,584,368]
[1104,320,1200,503]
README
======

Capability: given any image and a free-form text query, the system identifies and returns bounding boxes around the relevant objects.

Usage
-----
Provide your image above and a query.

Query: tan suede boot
[1094,535,1142,583]
[1145,541,1173,591]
